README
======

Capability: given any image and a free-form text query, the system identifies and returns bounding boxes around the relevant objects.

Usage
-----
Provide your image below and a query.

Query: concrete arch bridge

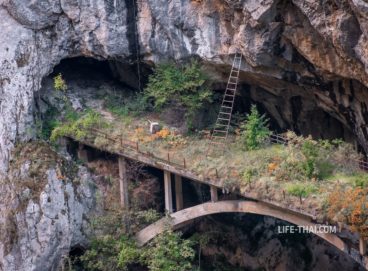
[66,137,368,269]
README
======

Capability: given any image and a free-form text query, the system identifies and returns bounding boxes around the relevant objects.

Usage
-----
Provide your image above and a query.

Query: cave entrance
[68,245,86,271]
[35,56,152,140]
[49,56,151,91]
[36,56,152,119]
[225,82,357,145]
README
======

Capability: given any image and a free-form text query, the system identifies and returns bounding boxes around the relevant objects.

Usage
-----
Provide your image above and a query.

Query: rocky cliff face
[0,143,95,271]
[1,0,368,175]
[1,1,368,270]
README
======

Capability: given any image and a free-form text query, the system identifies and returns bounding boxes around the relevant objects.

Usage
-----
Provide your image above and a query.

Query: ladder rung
[209,54,241,149]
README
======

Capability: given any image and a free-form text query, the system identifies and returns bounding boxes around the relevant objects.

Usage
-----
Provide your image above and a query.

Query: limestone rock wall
[1,2,368,269]
[0,143,96,271]
[2,0,368,176]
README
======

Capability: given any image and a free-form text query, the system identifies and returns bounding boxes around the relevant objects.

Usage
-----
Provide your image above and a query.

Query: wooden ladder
[209,53,242,148]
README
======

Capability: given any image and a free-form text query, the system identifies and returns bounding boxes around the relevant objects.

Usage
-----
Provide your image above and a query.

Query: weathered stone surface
[2,0,368,174]
[0,144,95,271]
[1,1,368,269]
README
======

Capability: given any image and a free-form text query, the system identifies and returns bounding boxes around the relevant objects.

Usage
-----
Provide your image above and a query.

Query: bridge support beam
[118,156,129,209]
[175,175,183,211]
[77,143,89,162]
[360,237,367,256]
[164,171,173,213]
[210,185,218,202]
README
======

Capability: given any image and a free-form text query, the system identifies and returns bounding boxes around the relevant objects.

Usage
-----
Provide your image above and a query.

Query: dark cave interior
[47,56,357,146]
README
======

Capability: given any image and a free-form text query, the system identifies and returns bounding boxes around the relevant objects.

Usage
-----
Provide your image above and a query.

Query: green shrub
[240,105,271,150]
[80,235,123,271]
[316,161,334,179]
[135,209,161,225]
[241,168,257,185]
[80,235,142,271]
[143,230,196,271]
[300,140,319,178]
[284,132,341,180]
[50,109,103,142]
[144,61,212,125]
[54,73,68,92]
[64,104,79,122]
[117,237,140,270]
[35,107,60,140]
[81,230,196,271]
[285,183,317,198]
[105,92,150,117]
[352,174,368,188]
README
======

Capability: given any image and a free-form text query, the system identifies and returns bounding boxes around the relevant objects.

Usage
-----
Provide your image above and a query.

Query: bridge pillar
[164,171,173,213]
[210,185,218,202]
[360,237,367,256]
[77,143,89,162]
[175,175,183,211]
[118,156,129,209]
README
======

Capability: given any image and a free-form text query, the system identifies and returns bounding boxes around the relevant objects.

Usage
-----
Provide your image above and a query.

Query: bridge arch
[135,200,347,254]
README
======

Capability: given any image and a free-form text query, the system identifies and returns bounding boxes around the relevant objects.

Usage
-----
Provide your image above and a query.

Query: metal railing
[86,128,368,174]
[88,128,188,170]
[269,134,288,145]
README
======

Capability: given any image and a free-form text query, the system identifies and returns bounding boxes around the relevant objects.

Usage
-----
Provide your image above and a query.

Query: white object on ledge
[148,120,160,134]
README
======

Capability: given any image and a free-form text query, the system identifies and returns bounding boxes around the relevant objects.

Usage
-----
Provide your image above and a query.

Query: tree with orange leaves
[327,187,368,239]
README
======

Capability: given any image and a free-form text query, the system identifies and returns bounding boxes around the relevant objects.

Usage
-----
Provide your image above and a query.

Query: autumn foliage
[327,187,368,239]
